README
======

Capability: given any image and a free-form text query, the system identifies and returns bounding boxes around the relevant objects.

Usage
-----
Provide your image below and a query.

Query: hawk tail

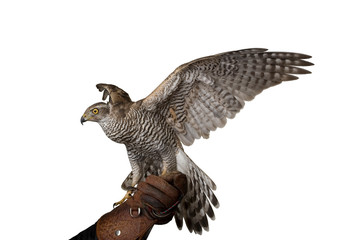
[175,148,219,234]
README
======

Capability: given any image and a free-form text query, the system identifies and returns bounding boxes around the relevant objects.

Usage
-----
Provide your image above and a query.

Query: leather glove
[134,171,187,225]
[96,172,187,240]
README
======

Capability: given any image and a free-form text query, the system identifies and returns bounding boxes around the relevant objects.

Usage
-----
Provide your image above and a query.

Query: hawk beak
[80,115,86,125]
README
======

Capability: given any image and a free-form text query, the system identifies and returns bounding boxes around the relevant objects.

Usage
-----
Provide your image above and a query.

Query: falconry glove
[96,172,187,240]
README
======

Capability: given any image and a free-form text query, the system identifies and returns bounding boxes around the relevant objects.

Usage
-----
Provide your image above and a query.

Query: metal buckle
[129,207,141,217]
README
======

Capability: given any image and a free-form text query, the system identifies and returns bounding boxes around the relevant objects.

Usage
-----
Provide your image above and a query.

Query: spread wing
[142,48,313,146]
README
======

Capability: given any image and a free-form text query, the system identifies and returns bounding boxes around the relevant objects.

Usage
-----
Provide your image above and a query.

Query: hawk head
[81,83,133,125]
[81,102,110,125]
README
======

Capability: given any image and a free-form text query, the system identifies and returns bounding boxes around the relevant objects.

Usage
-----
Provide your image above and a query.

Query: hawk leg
[161,164,168,176]
[113,148,143,208]
[161,150,177,176]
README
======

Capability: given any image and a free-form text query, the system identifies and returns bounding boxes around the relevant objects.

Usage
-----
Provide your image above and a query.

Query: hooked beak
[80,115,87,125]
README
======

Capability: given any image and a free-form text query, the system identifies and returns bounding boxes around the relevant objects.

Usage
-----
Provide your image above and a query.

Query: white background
[1,1,359,239]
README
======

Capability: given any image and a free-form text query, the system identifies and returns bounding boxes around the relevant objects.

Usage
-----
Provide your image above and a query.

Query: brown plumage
[81,48,313,234]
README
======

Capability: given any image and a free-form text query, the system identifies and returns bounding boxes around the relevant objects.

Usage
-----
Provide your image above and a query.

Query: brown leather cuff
[96,200,156,240]
[96,172,187,240]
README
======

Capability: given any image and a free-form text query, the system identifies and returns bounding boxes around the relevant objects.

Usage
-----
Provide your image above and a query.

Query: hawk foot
[161,168,167,176]
[113,190,133,208]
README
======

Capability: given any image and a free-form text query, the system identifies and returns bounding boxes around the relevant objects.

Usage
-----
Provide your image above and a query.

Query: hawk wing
[142,48,313,146]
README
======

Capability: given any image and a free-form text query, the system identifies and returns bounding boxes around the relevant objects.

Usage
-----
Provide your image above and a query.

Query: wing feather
[142,48,312,146]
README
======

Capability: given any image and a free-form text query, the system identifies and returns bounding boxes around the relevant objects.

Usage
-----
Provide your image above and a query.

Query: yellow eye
[92,108,99,115]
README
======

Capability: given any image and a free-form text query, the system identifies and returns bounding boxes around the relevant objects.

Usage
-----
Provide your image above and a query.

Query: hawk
[80,48,313,234]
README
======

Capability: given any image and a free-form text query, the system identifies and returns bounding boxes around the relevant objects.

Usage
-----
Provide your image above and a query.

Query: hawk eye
[92,108,99,115]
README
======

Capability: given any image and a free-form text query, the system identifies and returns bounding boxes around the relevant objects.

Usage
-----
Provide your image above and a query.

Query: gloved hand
[133,172,187,224]
[96,172,187,240]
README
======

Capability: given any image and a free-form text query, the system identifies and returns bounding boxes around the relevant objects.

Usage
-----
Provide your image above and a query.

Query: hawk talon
[161,167,167,176]
[113,190,133,208]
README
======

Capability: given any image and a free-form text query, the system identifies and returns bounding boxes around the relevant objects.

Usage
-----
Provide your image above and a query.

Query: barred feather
[143,48,312,147]
[175,149,218,234]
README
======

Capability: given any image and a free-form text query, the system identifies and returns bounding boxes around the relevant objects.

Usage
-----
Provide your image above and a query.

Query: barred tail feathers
[175,148,219,234]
